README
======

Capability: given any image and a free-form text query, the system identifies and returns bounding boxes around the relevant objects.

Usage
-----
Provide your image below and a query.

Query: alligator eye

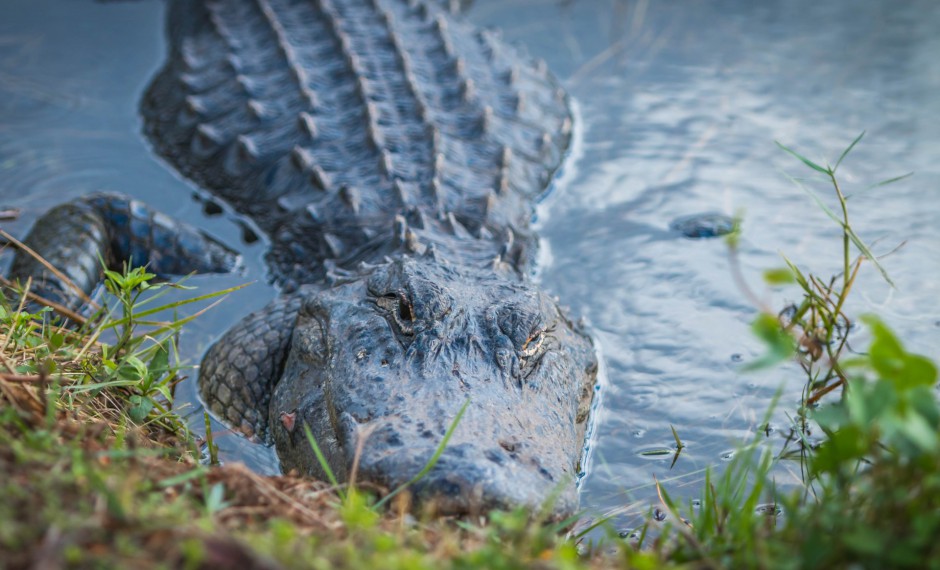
[397,295,414,323]
[520,329,544,358]
[377,293,415,335]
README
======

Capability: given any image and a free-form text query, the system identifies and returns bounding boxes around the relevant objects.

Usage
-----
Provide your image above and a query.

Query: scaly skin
[11,0,597,518]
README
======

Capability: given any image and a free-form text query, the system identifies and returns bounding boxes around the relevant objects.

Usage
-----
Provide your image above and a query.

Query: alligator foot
[6,193,239,312]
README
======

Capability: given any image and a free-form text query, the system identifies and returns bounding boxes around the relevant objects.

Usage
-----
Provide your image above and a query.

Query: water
[2,0,938,530]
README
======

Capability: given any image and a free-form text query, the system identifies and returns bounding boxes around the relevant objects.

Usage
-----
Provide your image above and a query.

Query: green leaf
[742,313,794,371]
[48,333,65,350]
[128,395,154,423]
[776,141,831,174]
[811,424,867,476]
[781,255,811,292]
[763,267,796,286]
[833,131,865,172]
[205,482,229,514]
[638,448,674,457]
[864,316,936,389]
[670,424,684,449]
[148,342,171,380]
[897,412,939,452]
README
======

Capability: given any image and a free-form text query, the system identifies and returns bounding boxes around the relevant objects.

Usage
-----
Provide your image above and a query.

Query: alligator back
[142,0,572,285]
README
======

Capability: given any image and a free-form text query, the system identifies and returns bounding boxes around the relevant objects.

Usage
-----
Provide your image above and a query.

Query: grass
[0,266,596,569]
[0,134,938,568]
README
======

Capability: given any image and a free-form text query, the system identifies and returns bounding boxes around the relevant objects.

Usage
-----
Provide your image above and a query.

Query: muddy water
[2,0,938,530]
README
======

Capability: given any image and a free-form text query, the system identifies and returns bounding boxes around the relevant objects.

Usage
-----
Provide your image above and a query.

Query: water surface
[2,0,938,531]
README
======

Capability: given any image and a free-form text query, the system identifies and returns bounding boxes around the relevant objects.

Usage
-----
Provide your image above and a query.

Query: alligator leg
[199,293,302,444]
[6,193,238,312]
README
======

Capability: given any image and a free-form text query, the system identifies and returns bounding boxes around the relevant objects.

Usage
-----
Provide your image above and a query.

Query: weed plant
[641,134,939,569]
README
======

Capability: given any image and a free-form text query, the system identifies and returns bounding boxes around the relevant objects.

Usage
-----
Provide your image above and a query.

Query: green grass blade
[847,172,914,200]
[833,131,865,172]
[303,424,343,498]
[867,171,913,189]
[776,141,830,174]
[98,283,250,331]
[374,398,470,510]
[782,172,842,225]
[781,254,811,292]
[845,225,894,287]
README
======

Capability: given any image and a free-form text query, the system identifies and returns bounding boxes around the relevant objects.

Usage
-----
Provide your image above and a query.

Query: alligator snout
[347,429,579,516]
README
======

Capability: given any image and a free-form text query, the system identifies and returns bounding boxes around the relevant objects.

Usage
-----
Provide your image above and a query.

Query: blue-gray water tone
[2,0,938,530]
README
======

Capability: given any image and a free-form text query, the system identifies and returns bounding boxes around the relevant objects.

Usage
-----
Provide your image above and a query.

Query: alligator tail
[7,193,239,312]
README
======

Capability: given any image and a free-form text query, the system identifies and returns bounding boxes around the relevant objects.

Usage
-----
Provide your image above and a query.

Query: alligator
[8,0,598,518]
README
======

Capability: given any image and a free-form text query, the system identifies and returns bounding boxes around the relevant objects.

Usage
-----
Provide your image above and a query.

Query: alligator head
[268,256,598,517]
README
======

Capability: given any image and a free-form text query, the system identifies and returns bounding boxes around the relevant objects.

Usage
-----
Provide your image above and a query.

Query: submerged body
[12,0,597,517]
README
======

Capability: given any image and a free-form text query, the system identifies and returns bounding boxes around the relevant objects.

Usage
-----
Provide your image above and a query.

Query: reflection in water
[1,0,939,529]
